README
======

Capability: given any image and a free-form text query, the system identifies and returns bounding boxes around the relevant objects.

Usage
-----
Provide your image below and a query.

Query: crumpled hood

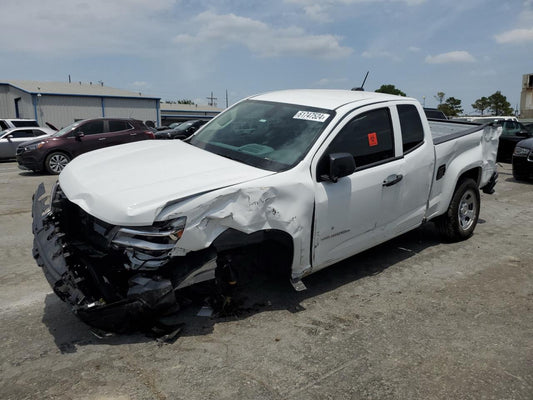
[59,140,275,225]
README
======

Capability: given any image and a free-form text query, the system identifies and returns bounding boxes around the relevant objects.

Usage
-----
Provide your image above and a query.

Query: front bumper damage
[32,183,217,332]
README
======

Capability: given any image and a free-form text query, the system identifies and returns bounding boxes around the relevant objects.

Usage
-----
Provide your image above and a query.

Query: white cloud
[425,51,476,64]
[174,11,352,59]
[314,77,349,86]
[361,50,401,61]
[131,81,150,88]
[0,0,175,55]
[494,1,533,44]
[286,0,426,21]
[408,46,421,52]
[494,28,533,44]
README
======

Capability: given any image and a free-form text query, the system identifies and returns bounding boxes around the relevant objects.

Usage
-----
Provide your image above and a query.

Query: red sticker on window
[368,132,378,147]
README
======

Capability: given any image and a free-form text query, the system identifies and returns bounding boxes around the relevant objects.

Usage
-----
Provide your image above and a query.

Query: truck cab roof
[250,89,415,110]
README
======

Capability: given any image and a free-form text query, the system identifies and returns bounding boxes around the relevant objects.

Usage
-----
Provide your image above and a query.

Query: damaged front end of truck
[32,183,220,332]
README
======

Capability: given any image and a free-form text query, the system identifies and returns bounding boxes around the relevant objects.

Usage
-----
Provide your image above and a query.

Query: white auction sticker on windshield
[293,111,329,122]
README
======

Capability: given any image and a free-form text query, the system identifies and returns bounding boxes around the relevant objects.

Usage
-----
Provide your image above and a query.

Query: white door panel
[313,158,404,270]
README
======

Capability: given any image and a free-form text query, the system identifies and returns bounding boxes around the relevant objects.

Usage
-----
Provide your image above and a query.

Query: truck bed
[429,119,485,145]
[425,119,501,221]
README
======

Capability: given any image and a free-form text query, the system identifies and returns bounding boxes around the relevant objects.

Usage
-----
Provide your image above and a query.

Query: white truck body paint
[55,89,500,281]
[58,139,274,226]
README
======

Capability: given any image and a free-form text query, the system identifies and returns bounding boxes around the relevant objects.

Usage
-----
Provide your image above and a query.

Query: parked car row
[3,113,531,181]
[154,119,207,140]
[16,118,155,174]
[1,117,211,174]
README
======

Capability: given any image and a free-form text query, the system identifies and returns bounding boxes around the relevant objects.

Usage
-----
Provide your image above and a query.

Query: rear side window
[0,121,9,130]
[500,121,521,137]
[33,129,48,136]
[13,120,39,127]
[79,120,104,135]
[10,130,35,138]
[398,104,424,153]
[326,108,394,168]
[108,120,132,132]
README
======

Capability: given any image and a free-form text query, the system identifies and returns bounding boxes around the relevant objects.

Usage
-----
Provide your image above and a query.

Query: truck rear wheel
[436,178,480,242]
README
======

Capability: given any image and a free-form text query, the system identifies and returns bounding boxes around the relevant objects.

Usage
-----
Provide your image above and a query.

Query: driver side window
[326,108,394,168]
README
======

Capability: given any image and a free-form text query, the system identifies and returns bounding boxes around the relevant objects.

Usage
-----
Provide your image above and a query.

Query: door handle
[383,174,403,187]
[129,133,137,136]
[98,138,107,141]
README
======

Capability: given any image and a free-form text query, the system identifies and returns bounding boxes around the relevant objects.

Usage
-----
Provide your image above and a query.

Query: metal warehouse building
[0,80,161,129]
[520,73,533,119]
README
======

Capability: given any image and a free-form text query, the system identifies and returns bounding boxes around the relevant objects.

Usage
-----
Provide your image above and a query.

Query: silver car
[0,127,55,160]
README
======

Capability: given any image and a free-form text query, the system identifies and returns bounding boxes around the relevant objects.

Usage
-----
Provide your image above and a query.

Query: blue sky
[1,0,532,113]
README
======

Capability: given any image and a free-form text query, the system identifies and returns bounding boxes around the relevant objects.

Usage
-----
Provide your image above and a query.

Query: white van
[0,119,39,131]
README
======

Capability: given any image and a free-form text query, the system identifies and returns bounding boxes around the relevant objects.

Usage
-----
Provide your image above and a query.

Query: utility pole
[207,92,217,107]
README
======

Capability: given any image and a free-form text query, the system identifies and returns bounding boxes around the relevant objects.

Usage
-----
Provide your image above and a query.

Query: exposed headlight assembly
[513,146,530,157]
[110,217,187,269]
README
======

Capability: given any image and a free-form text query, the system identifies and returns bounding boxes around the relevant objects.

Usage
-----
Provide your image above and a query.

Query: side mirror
[6,134,13,140]
[519,130,530,137]
[320,152,356,183]
[75,131,85,140]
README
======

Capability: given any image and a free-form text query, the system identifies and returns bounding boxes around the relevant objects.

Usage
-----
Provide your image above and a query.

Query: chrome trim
[117,227,181,238]
[111,237,175,251]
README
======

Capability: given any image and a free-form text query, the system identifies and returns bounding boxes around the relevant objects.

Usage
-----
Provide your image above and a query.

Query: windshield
[51,121,82,137]
[189,100,334,171]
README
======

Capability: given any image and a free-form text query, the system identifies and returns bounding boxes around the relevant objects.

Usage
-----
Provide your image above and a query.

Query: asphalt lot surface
[1,160,532,400]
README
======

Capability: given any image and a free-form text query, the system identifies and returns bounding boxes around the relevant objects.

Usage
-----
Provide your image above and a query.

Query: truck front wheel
[436,178,480,242]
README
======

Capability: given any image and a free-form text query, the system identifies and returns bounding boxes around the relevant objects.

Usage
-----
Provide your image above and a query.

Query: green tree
[178,99,195,105]
[375,84,406,96]
[438,96,463,117]
[434,92,445,105]
[487,91,513,115]
[471,96,490,116]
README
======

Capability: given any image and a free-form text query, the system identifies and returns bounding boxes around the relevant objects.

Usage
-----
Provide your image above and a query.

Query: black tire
[436,178,480,242]
[512,172,528,181]
[45,152,70,175]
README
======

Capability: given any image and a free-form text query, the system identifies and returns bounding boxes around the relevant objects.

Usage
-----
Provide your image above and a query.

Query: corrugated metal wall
[37,96,101,128]
[103,98,158,124]
[37,96,158,128]
[0,86,34,119]
[2,84,159,128]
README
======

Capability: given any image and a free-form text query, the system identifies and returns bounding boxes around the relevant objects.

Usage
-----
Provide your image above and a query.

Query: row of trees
[471,93,513,116]
[374,84,514,117]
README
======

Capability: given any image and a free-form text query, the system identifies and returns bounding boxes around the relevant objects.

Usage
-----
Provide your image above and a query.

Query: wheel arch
[456,166,482,188]
[212,228,295,272]
[44,149,73,174]
[43,149,72,168]
[213,227,293,254]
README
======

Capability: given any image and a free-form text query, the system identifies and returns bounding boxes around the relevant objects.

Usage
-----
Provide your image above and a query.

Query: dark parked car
[154,119,207,140]
[423,108,447,120]
[495,120,533,163]
[17,118,154,174]
[512,137,533,180]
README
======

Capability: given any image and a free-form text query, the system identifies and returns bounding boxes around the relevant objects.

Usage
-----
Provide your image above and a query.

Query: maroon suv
[16,118,154,174]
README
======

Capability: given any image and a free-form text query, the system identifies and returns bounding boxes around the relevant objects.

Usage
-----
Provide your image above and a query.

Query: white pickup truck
[32,90,500,331]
